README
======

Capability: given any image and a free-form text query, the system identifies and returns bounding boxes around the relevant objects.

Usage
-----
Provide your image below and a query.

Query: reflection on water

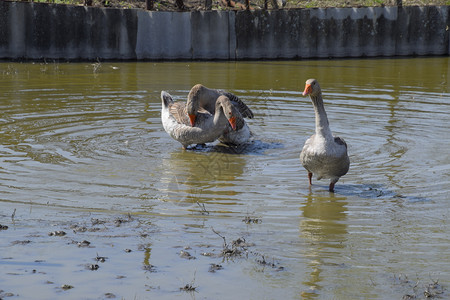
[160,150,246,209]
[300,192,348,298]
[0,57,449,299]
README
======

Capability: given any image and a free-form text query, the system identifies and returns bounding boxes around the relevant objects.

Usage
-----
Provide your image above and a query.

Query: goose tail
[161,91,174,108]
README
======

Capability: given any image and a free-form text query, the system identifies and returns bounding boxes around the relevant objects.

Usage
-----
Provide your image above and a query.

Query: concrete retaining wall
[235,6,449,58]
[0,1,448,60]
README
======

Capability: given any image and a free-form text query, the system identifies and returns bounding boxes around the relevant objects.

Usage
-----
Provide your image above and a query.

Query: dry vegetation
[26,0,450,11]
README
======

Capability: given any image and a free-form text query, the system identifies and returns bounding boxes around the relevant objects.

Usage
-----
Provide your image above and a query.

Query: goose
[187,84,253,145]
[299,79,350,192]
[161,91,237,149]
[218,113,252,145]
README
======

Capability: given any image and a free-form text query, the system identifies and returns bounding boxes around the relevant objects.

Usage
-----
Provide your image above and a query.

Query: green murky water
[0,58,449,299]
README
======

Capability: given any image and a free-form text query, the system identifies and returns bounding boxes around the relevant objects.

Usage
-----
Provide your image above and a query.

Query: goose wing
[334,136,348,148]
[221,91,254,119]
[169,102,190,125]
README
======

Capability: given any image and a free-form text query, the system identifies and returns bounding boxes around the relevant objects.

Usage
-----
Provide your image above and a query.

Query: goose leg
[308,172,313,185]
[328,182,335,193]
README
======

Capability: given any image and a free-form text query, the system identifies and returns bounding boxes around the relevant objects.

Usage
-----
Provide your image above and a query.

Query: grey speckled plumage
[299,79,350,192]
[187,84,254,119]
[161,91,237,149]
[187,84,253,145]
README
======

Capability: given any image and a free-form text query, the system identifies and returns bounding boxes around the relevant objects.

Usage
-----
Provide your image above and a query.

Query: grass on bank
[22,0,450,10]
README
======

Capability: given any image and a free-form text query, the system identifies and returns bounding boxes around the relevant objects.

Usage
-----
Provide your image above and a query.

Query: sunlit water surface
[0,58,449,299]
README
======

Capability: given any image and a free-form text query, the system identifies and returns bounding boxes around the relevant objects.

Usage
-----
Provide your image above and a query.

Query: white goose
[186,84,253,145]
[161,91,237,149]
[300,79,350,192]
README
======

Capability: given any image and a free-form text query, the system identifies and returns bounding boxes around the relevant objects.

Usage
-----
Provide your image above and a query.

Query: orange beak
[188,114,196,127]
[302,83,312,96]
[228,117,237,131]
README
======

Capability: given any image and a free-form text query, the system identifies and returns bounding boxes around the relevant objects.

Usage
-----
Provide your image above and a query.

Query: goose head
[302,78,321,97]
[187,100,199,126]
[216,95,237,131]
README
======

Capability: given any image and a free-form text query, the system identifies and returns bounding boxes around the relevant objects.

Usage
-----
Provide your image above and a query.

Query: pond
[0,57,449,299]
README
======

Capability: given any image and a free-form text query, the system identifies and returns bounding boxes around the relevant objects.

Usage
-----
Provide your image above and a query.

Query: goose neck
[213,104,227,127]
[310,94,333,139]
